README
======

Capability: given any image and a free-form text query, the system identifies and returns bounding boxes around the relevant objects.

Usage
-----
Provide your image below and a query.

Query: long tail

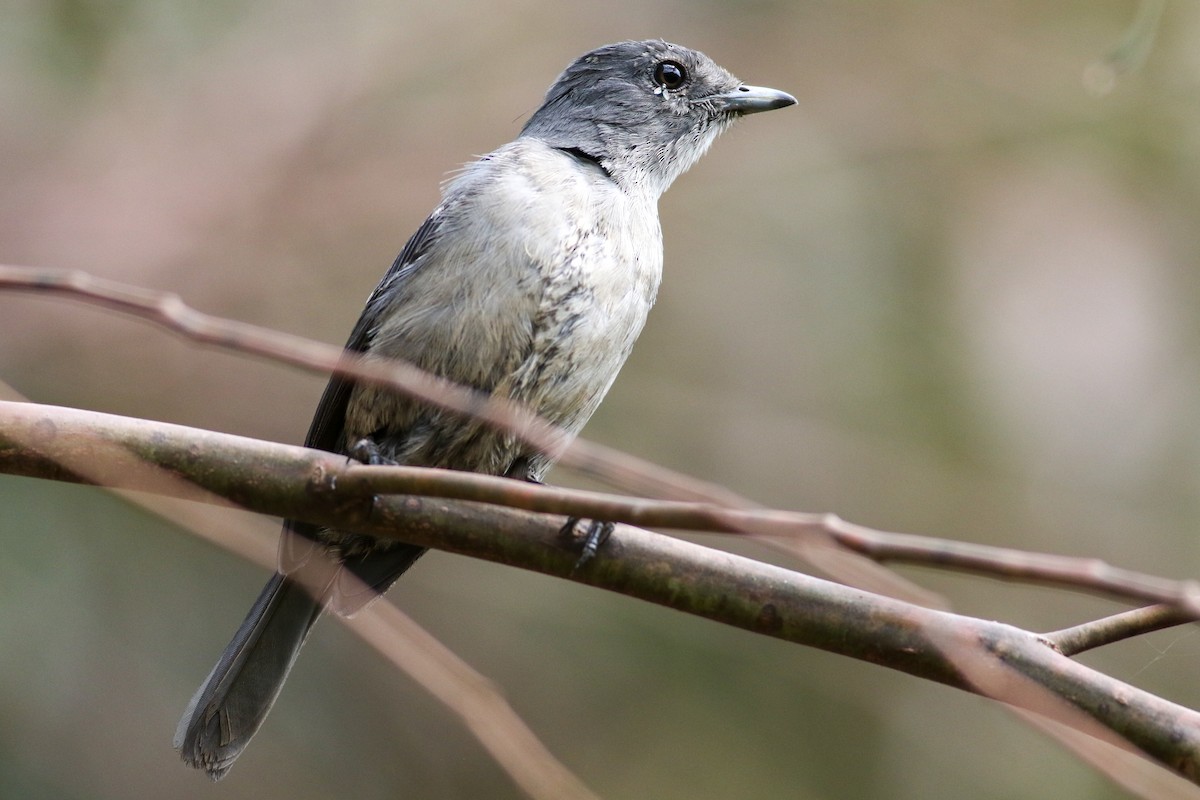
[175,538,426,779]
[174,572,323,780]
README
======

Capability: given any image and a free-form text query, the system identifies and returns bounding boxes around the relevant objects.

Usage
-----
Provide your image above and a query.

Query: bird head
[520,40,795,197]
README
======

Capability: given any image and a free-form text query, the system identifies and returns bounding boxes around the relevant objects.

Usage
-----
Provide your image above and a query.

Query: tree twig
[337,465,1200,613]
[1044,605,1198,657]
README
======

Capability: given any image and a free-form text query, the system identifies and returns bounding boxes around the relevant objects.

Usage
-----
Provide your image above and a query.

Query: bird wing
[304,206,446,454]
[278,207,446,574]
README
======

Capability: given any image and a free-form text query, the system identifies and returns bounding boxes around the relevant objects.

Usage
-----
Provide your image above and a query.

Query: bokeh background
[2,1,1199,797]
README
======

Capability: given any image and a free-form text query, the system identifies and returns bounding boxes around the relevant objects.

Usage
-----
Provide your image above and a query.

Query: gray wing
[279,207,445,573]
[303,206,446,455]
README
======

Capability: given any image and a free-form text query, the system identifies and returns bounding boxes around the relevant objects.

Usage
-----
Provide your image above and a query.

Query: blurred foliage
[2,1,1199,798]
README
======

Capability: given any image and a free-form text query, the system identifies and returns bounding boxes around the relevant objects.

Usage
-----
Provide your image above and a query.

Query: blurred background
[2,1,1199,797]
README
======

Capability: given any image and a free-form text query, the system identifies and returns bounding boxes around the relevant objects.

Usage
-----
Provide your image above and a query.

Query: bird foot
[559,518,615,571]
[347,437,398,466]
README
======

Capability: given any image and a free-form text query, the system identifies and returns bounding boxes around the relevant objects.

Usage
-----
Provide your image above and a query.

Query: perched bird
[176,39,794,778]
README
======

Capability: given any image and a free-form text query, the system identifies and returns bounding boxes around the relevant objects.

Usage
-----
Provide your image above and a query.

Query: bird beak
[712,84,797,115]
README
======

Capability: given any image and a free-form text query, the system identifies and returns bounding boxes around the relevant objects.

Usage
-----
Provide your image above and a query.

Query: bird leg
[560,518,615,571]
[505,457,615,570]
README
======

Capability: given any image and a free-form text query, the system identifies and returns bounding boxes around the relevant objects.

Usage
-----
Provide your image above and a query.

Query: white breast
[348,138,663,470]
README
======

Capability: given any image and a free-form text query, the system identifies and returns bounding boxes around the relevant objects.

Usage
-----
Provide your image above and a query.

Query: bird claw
[347,437,398,466]
[560,517,615,571]
[346,438,398,522]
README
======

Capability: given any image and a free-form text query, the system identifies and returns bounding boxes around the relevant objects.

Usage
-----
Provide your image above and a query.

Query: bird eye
[653,60,687,91]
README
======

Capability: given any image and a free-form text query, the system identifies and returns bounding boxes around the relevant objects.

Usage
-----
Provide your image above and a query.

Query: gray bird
[176,39,794,779]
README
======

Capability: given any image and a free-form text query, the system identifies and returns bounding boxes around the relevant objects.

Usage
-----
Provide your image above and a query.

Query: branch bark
[2,399,1200,785]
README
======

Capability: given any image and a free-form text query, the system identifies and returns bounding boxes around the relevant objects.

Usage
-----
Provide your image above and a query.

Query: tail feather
[175,572,325,779]
[177,542,426,778]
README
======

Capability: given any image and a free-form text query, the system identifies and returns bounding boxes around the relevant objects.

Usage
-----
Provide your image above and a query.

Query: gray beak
[712,84,797,115]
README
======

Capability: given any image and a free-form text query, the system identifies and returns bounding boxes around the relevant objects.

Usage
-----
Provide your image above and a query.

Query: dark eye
[653,60,687,90]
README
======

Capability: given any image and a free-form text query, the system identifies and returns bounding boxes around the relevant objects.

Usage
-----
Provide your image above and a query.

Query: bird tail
[174,571,325,780]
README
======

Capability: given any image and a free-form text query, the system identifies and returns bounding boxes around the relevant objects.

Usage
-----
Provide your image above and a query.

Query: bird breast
[348,139,663,473]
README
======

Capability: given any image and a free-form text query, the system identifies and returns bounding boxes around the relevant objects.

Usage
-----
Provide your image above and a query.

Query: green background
[2,1,1198,797]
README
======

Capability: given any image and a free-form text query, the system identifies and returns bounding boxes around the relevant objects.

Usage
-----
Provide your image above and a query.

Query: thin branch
[3,401,1200,784]
[1045,605,1198,657]
[825,516,1200,614]
[338,465,1200,613]
[344,595,602,800]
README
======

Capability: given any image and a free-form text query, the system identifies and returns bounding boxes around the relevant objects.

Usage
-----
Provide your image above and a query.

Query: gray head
[520,40,795,197]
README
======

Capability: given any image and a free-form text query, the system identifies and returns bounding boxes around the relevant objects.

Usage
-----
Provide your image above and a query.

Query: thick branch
[4,392,1193,611]
[2,400,1200,782]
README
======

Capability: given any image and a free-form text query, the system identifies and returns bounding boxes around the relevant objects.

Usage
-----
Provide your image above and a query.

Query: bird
[175,39,795,779]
